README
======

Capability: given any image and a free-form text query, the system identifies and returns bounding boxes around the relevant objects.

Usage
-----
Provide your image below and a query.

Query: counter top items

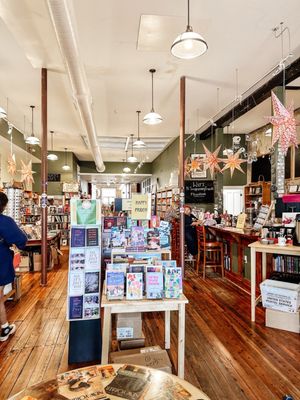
[8,363,210,400]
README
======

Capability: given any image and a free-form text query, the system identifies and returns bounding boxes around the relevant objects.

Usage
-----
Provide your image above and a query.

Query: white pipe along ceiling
[47,0,105,172]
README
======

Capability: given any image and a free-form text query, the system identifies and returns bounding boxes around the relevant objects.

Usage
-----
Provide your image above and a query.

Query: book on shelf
[106,263,128,274]
[106,271,125,300]
[104,216,116,230]
[126,272,143,300]
[164,266,182,298]
[147,228,160,250]
[146,266,164,299]
[111,227,126,248]
[130,226,145,248]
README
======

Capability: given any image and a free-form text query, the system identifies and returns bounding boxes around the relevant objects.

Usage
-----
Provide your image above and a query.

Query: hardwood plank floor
[0,254,299,399]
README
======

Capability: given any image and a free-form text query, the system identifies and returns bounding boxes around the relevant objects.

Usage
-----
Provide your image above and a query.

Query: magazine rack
[101,283,188,379]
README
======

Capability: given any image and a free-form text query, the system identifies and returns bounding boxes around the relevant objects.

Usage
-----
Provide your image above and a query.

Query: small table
[25,230,61,270]
[8,363,210,400]
[101,287,188,379]
[249,241,300,322]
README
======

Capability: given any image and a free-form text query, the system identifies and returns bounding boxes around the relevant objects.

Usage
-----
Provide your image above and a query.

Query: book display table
[111,248,172,262]
[101,286,189,379]
[8,363,210,400]
[249,241,300,322]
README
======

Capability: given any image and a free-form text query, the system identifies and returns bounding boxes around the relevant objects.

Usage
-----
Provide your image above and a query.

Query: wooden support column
[41,68,48,286]
[179,77,186,276]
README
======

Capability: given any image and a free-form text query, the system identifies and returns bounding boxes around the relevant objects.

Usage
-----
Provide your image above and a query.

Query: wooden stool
[196,225,224,279]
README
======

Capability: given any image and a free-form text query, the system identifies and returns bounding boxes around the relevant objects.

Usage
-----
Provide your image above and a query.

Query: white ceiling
[0,136,40,163]
[0,0,300,164]
[80,173,151,187]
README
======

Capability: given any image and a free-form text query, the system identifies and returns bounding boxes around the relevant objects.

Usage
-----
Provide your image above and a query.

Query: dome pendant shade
[171,28,208,59]
[143,110,162,125]
[128,155,138,163]
[133,111,146,148]
[123,166,131,173]
[47,153,58,161]
[25,105,40,145]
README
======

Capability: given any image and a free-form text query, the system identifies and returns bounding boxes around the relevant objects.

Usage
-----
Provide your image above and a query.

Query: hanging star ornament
[7,154,17,177]
[19,160,35,187]
[184,156,192,177]
[202,144,223,179]
[266,91,298,155]
[221,148,247,177]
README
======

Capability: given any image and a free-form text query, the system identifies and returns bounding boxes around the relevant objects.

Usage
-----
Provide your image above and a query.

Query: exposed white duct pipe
[47,0,105,172]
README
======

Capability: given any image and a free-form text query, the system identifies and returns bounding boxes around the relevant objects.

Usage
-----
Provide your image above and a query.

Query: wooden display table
[249,241,300,322]
[8,363,210,400]
[101,285,188,379]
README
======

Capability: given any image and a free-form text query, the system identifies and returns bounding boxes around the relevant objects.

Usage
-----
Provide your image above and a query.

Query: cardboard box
[18,255,29,271]
[266,308,300,333]
[33,254,42,271]
[260,279,300,313]
[116,312,142,340]
[118,333,145,350]
[110,346,172,374]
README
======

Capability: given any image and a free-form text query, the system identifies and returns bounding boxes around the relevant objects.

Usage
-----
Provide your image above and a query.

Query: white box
[266,308,300,333]
[3,284,12,296]
[260,280,300,313]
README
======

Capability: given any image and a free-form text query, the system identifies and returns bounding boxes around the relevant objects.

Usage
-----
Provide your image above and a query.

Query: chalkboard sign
[48,173,61,182]
[184,180,214,203]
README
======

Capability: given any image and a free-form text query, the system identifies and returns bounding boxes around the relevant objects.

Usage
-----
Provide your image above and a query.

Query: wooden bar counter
[207,226,260,291]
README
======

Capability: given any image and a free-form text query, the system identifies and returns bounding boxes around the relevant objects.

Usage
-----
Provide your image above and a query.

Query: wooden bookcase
[244,181,271,209]
[155,187,179,219]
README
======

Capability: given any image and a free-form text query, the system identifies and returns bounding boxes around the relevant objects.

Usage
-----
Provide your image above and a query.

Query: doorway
[223,186,244,215]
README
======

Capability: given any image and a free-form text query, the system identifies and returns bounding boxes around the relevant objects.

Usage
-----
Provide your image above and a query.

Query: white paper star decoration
[202,144,223,179]
[19,160,35,187]
[7,154,17,177]
[221,148,247,177]
[266,91,298,155]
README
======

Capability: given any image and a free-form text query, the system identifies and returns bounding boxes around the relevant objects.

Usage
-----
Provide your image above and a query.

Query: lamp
[122,152,131,173]
[171,0,208,60]
[0,106,6,118]
[25,106,40,145]
[128,134,138,162]
[62,147,71,170]
[143,69,162,125]
[47,131,58,161]
[133,111,146,148]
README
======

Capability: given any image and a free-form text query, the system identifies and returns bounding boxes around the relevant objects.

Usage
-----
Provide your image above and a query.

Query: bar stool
[196,225,224,279]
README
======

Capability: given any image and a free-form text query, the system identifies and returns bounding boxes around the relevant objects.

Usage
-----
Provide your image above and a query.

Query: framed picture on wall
[190,154,207,179]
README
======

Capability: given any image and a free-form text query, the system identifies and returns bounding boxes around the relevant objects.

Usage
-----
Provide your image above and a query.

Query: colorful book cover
[105,364,151,400]
[147,228,160,250]
[84,294,100,319]
[106,271,125,300]
[85,271,100,294]
[11,379,63,400]
[117,216,127,227]
[69,247,85,270]
[131,226,145,248]
[111,227,126,248]
[69,296,83,319]
[69,271,85,296]
[159,233,170,249]
[164,267,182,297]
[85,247,101,270]
[139,219,149,229]
[146,271,164,299]
[128,252,162,264]
[104,216,116,230]
[150,215,160,228]
[71,227,86,247]
[161,260,177,268]
[106,263,128,274]
[126,273,143,300]
[86,227,99,246]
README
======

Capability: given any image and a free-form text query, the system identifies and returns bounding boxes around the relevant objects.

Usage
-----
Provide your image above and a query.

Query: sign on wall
[131,193,151,220]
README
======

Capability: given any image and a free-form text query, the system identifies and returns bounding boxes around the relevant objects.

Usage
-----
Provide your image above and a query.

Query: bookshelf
[244,181,271,209]
[156,187,179,219]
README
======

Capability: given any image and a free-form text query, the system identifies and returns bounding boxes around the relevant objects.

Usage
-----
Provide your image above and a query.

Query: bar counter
[207,225,260,291]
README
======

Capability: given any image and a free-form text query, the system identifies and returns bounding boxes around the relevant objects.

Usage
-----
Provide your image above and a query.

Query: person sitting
[184,205,200,258]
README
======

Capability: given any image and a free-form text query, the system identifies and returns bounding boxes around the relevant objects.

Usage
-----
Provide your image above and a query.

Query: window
[141,178,151,193]
[101,188,116,206]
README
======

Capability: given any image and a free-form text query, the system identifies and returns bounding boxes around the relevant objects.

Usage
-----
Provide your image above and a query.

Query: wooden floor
[0,254,299,400]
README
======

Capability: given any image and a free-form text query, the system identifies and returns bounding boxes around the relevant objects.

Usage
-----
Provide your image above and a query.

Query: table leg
[250,247,256,322]
[165,310,170,349]
[262,251,267,281]
[101,308,111,364]
[178,303,185,379]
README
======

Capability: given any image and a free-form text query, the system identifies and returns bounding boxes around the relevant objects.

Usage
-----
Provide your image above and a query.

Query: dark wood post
[179,77,186,276]
[41,68,48,285]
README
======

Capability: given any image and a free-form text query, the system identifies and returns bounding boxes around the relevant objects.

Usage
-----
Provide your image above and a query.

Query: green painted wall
[151,138,179,188]
[79,161,152,175]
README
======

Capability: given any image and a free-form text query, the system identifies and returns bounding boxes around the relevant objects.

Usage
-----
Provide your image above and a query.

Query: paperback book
[146,267,164,299]
[106,271,125,300]
[86,226,99,246]
[131,226,145,248]
[111,227,126,248]
[126,272,143,300]
[85,271,100,294]
[71,227,86,247]
[103,216,116,230]
[85,247,101,270]
[164,267,182,298]
[69,270,85,296]
[147,228,160,250]
[69,247,85,271]
[69,296,83,320]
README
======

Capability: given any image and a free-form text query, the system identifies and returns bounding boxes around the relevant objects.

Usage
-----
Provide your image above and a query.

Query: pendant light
[123,151,131,173]
[25,105,40,145]
[171,0,208,60]
[133,111,146,149]
[47,131,58,161]
[128,134,138,163]
[143,69,162,125]
[62,147,71,170]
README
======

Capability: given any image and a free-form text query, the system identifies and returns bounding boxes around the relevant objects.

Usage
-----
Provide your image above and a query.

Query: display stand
[69,320,102,363]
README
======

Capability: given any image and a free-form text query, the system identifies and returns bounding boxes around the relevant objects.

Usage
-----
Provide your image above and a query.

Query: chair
[196,225,224,279]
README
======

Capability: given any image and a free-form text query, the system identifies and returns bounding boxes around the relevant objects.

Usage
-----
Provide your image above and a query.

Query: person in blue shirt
[0,192,27,341]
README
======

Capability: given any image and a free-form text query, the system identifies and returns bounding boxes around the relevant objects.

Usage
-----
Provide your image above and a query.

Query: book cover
[11,379,64,400]
[71,227,86,247]
[147,228,160,250]
[150,215,160,228]
[69,247,85,271]
[117,216,127,227]
[139,220,149,229]
[111,227,126,248]
[85,272,100,294]
[75,200,99,225]
[146,271,164,299]
[131,226,145,248]
[84,294,100,319]
[85,247,101,270]
[104,216,116,230]
[164,267,182,297]
[126,273,143,300]
[105,364,151,400]
[106,263,128,274]
[106,271,125,300]
[69,271,85,296]
[160,232,170,249]
[69,296,83,319]
[86,227,99,246]
[161,260,177,268]
[147,375,191,400]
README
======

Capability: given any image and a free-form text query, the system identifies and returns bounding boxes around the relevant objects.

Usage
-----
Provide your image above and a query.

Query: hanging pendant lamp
[171,0,208,60]
[123,151,131,173]
[133,111,146,148]
[143,69,162,125]
[25,105,40,145]
[47,131,58,161]
[128,134,138,162]
[62,147,71,170]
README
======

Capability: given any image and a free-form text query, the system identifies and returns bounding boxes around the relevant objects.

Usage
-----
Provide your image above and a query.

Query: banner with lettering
[131,194,151,220]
